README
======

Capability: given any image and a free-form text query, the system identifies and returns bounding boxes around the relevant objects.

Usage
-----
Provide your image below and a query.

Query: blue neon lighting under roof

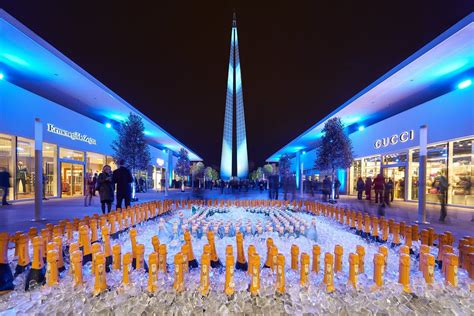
[457,79,472,89]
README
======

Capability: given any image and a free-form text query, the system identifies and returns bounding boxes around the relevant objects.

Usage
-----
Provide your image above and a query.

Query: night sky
[3,1,473,169]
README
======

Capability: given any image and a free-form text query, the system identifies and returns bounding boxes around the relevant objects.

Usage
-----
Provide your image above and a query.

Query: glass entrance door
[384,166,406,200]
[61,162,84,197]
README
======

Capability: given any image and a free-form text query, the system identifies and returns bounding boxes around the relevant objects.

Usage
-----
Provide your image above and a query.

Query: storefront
[268,14,473,209]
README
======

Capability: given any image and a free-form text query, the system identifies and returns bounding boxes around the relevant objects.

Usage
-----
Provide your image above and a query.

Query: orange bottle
[312,244,321,273]
[31,236,44,270]
[381,219,389,242]
[152,236,160,253]
[405,226,412,248]
[207,231,222,268]
[391,223,401,246]
[15,234,31,276]
[90,220,98,243]
[291,244,299,270]
[249,253,260,295]
[148,252,159,293]
[356,245,365,274]
[71,250,83,286]
[334,245,343,273]
[129,228,137,260]
[225,250,235,296]
[184,230,198,269]
[373,253,384,288]
[51,236,65,273]
[247,245,256,275]
[348,253,359,289]
[264,238,274,268]
[93,252,107,295]
[324,252,335,293]
[101,225,112,271]
[270,246,278,272]
[372,217,379,241]
[112,244,121,270]
[181,243,190,274]
[378,246,388,270]
[419,245,430,272]
[122,252,132,286]
[300,252,310,287]
[235,232,247,271]
[445,254,458,287]
[46,250,59,286]
[174,252,184,292]
[135,243,145,270]
[423,253,435,284]
[79,225,92,263]
[200,252,210,296]
[276,254,285,294]
[159,244,167,273]
[398,254,411,293]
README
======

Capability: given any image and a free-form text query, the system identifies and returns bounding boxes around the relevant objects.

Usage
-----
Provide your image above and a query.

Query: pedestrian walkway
[1,189,472,241]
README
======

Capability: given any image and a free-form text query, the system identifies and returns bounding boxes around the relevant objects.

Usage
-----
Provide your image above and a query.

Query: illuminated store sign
[47,123,97,145]
[374,130,414,149]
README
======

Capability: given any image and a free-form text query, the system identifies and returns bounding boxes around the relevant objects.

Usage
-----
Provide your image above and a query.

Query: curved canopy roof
[0,9,202,161]
[267,12,474,162]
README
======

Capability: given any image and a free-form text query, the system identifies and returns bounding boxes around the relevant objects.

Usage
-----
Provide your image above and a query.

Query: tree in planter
[175,148,190,192]
[191,162,205,190]
[204,167,219,189]
[112,113,151,200]
[279,154,292,200]
[314,117,353,201]
[263,163,274,189]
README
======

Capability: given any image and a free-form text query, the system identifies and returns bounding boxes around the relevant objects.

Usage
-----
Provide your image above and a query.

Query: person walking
[373,173,385,204]
[364,177,372,201]
[84,173,94,206]
[356,177,364,200]
[112,160,133,209]
[0,167,11,206]
[434,173,449,222]
[92,173,98,196]
[322,176,331,202]
[334,177,341,199]
[383,178,393,207]
[97,165,114,214]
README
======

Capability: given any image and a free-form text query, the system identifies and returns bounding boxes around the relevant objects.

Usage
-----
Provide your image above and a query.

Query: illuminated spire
[220,12,249,179]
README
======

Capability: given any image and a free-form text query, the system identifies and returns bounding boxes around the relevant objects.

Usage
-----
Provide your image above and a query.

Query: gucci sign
[374,130,414,149]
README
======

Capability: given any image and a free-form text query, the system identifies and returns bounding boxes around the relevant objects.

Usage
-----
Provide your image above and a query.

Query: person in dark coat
[356,177,364,200]
[365,177,372,201]
[0,167,11,206]
[373,173,385,204]
[322,176,332,202]
[384,178,394,206]
[334,177,341,199]
[112,160,133,209]
[97,165,114,214]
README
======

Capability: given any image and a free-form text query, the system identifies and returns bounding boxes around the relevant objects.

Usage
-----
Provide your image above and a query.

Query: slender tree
[279,154,292,200]
[315,117,353,199]
[175,148,190,192]
[112,113,151,172]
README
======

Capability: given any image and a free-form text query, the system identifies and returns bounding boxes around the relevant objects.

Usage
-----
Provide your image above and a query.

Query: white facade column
[417,125,428,223]
[33,118,44,221]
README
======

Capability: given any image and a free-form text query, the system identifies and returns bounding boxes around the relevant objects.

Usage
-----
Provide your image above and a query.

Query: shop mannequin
[17,161,28,194]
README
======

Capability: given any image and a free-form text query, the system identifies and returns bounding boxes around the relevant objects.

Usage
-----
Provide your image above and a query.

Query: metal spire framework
[220,13,249,179]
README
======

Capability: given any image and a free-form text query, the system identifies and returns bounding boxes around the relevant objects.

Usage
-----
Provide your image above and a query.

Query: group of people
[356,174,395,207]
[84,160,134,214]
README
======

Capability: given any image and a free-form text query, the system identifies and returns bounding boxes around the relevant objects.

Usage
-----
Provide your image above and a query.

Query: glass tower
[220,13,249,179]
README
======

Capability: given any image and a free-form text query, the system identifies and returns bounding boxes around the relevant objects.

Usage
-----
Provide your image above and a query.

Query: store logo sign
[374,130,414,149]
[47,124,97,145]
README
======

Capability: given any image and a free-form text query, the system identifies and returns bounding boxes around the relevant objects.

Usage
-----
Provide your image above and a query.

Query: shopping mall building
[0,10,201,202]
[267,13,474,208]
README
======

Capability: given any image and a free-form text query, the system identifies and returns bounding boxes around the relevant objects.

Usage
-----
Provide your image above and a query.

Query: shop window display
[16,137,35,199]
[410,143,448,203]
[43,143,58,198]
[450,138,473,206]
[0,134,14,201]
